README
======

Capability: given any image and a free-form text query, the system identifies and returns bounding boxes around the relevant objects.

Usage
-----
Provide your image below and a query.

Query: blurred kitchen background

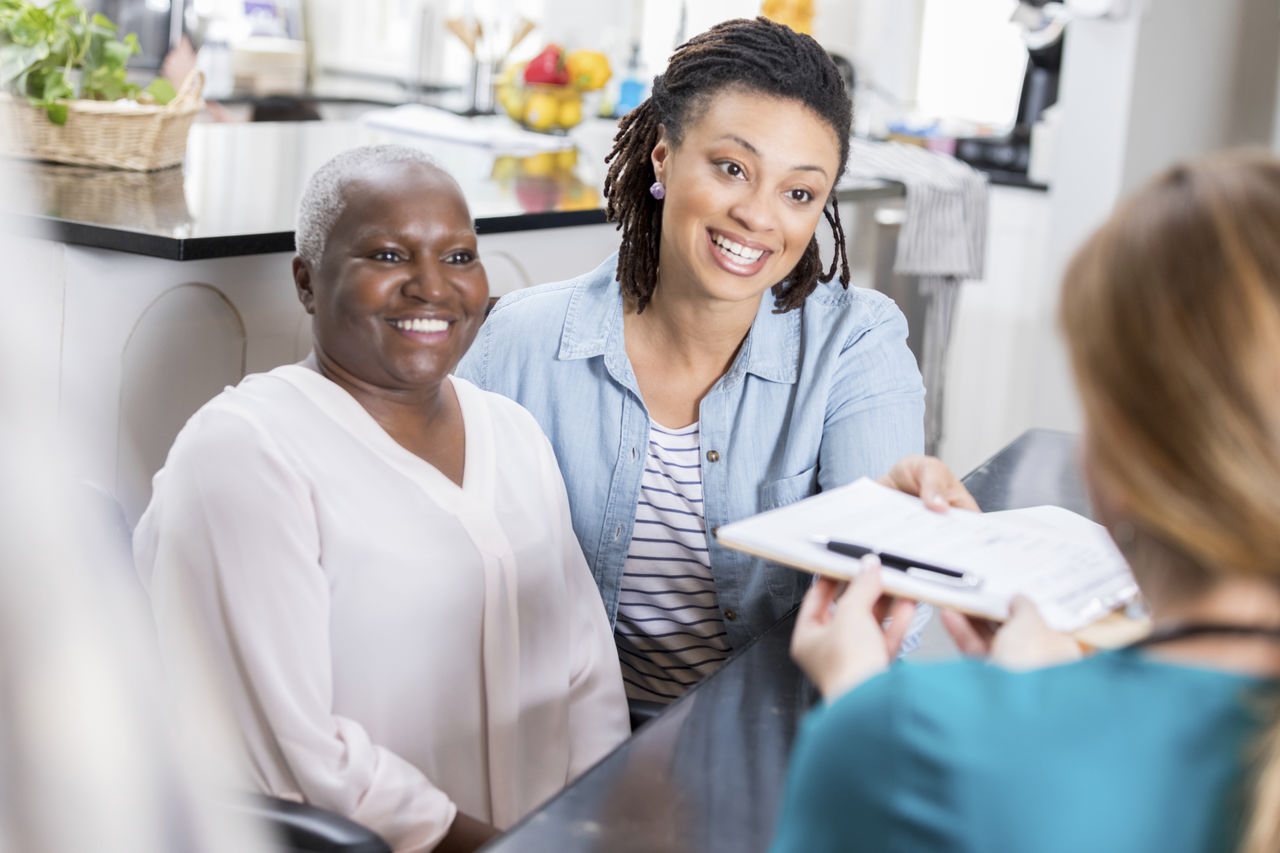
[26,0,1280,484]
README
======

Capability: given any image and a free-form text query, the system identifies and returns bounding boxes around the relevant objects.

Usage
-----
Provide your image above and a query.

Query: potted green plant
[0,0,204,170]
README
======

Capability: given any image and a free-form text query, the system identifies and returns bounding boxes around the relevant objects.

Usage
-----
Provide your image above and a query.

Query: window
[915,0,1027,128]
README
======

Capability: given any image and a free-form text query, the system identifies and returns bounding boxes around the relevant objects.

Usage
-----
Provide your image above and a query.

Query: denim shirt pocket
[758,465,820,511]
[756,466,821,603]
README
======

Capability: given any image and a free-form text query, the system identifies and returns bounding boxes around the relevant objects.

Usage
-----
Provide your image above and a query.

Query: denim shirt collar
[556,252,801,386]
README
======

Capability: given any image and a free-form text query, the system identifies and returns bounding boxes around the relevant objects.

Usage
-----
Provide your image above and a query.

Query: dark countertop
[963,428,1087,515]
[1,118,609,260]
[482,428,1085,853]
[982,167,1050,192]
[1,117,903,262]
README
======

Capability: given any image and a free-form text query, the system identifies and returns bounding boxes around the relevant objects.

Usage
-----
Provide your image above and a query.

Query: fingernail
[929,494,947,507]
[860,554,881,569]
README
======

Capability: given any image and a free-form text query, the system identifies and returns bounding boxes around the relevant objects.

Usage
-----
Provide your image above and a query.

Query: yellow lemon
[497,84,526,121]
[524,92,560,132]
[565,50,611,91]
[556,97,583,129]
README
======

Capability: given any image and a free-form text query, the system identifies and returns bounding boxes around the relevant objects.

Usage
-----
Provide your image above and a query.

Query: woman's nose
[728,186,774,233]
[403,260,448,301]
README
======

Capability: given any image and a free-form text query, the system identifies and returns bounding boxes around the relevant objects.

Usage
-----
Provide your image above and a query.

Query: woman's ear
[650,124,671,184]
[293,256,317,315]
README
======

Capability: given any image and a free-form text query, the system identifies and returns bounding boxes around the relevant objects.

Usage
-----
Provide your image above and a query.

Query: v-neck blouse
[134,361,628,852]
[278,362,489,501]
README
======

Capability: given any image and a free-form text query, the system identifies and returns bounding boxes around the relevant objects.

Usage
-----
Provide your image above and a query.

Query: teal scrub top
[771,650,1273,853]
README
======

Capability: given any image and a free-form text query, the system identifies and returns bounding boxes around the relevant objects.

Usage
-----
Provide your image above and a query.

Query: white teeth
[712,233,764,262]
[391,317,449,333]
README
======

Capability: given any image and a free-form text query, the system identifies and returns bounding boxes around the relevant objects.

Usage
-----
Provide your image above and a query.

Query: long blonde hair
[1060,150,1280,853]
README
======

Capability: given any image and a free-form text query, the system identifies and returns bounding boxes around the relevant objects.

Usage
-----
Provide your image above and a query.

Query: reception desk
[481,428,1086,853]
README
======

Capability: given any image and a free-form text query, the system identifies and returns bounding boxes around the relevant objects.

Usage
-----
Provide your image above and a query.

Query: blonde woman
[772,150,1280,852]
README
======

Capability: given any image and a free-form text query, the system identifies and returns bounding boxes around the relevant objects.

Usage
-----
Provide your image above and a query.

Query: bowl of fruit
[497,45,610,133]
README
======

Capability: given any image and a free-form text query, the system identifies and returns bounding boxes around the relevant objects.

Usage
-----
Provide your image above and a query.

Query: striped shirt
[615,422,731,703]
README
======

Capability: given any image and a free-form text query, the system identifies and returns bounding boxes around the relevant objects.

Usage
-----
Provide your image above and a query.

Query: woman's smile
[387,315,455,343]
[706,228,772,276]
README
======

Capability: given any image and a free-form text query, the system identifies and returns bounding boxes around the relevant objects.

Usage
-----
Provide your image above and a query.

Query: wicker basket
[0,71,204,171]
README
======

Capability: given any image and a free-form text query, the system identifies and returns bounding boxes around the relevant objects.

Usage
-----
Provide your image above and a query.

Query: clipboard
[715,478,1150,648]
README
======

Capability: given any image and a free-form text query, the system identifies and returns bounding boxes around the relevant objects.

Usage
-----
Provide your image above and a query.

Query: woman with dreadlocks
[457,17,975,706]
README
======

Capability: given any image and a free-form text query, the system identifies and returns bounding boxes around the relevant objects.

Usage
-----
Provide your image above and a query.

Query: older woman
[456,17,974,707]
[773,151,1280,852]
[134,145,629,853]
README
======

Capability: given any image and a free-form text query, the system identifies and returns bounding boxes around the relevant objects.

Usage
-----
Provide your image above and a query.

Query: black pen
[813,537,982,588]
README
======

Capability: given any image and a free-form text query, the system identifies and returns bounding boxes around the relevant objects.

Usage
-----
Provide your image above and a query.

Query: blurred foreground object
[0,159,269,853]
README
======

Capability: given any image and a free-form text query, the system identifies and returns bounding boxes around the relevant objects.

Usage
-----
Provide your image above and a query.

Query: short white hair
[295,144,438,269]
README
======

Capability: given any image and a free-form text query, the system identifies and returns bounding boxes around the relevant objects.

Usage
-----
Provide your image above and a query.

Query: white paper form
[715,478,1138,633]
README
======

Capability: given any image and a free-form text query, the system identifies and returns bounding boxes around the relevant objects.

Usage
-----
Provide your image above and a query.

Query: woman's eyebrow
[347,224,478,247]
[347,225,399,243]
[714,134,829,178]
[792,164,829,177]
[717,133,760,156]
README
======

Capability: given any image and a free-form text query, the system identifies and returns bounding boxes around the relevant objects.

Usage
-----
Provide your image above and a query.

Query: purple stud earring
[649,181,666,200]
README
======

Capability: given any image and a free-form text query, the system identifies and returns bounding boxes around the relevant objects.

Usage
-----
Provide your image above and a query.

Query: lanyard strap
[1129,623,1280,650]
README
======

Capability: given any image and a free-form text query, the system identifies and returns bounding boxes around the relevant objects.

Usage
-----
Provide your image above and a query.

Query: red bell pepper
[523,45,570,86]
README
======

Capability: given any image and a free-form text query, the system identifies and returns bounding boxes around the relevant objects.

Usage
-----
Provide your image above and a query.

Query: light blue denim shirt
[456,253,926,650]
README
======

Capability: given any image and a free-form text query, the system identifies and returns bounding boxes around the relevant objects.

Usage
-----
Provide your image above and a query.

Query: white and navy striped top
[614,422,732,703]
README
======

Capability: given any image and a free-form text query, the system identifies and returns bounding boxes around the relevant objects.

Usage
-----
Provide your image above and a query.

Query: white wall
[997,11,1143,443]
[976,0,1280,455]
[816,0,926,108]
[915,0,1026,127]
[1124,0,1279,182]
[939,185,1054,475]
[537,0,929,121]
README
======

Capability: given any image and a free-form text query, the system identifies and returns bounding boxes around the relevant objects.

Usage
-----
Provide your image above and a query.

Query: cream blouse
[134,362,629,852]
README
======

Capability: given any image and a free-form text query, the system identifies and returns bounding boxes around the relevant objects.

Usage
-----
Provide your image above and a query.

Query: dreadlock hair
[604,16,853,314]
